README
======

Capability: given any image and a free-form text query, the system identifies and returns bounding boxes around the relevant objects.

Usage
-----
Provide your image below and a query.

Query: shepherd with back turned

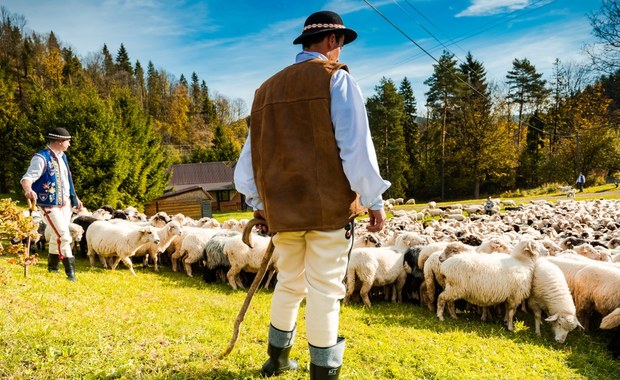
[234,10,390,379]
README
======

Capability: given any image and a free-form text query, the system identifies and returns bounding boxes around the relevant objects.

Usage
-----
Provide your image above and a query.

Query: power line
[363,0,578,140]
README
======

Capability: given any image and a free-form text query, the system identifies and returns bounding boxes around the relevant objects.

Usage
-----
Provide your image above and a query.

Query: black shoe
[261,344,298,377]
[47,254,60,273]
[310,363,341,380]
[62,257,76,281]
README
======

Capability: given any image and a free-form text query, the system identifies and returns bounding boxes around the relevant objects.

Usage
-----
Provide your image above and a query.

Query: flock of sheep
[29,196,620,359]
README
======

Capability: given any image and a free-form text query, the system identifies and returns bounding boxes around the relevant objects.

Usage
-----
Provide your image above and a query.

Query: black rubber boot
[309,337,345,380]
[310,363,341,380]
[47,254,60,273]
[62,256,76,282]
[260,324,298,377]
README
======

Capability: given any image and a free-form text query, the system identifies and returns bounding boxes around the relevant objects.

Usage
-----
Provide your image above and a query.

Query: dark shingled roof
[168,161,236,191]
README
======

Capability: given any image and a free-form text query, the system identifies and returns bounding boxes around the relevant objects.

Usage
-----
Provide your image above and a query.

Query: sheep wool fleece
[270,229,350,347]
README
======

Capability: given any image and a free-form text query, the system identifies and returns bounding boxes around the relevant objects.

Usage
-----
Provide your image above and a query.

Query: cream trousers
[42,202,73,258]
[270,228,351,347]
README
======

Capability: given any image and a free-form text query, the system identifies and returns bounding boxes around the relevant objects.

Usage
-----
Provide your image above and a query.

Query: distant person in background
[484,197,495,216]
[21,127,82,281]
[576,172,585,192]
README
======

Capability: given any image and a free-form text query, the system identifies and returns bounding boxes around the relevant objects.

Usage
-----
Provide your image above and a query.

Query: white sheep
[545,254,598,294]
[86,221,160,276]
[527,257,582,343]
[572,264,620,331]
[436,239,545,331]
[352,232,382,249]
[172,226,222,275]
[133,221,183,272]
[343,235,417,307]
[343,247,411,307]
[202,231,238,283]
[222,233,274,290]
[423,242,475,311]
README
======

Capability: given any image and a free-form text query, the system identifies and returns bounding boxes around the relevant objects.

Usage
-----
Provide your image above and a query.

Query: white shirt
[21,147,71,202]
[234,51,390,211]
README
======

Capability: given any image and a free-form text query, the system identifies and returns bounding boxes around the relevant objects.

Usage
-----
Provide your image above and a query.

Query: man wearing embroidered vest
[234,10,390,379]
[21,127,82,281]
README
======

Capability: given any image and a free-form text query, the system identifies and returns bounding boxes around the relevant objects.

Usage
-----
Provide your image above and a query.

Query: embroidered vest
[250,59,363,232]
[31,148,78,207]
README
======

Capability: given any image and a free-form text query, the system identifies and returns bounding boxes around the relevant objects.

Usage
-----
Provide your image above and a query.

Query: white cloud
[457,0,532,17]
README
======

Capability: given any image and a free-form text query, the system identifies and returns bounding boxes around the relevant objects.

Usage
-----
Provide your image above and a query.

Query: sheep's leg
[171,249,184,272]
[110,256,122,270]
[98,254,108,268]
[120,256,136,276]
[447,301,457,319]
[343,271,356,305]
[504,300,519,331]
[152,252,159,272]
[425,279,437,312]
[437,287,459,321]
[360,282,373,307]
[88,249,96,267]
[226,267,240,290]
[481,307,489,321]
[533,309,542,336]
[235,274,245,289]
[436,291,446,321]
[263,269,275,290]
[184,258,193,277]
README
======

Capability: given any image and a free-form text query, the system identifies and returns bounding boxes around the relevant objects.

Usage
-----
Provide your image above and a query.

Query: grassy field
[2,185,620,379]
[1,256,619,379]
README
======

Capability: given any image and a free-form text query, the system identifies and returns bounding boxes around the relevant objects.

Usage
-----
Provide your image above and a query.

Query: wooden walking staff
[219,217,275,358]
[24,198,37,277]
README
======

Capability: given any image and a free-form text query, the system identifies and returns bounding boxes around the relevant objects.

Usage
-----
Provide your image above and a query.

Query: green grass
[1,259,618,379]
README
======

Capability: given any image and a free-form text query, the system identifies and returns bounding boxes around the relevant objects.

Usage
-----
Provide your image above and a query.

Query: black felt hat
[293,10,357,45]
[46,127,72,140]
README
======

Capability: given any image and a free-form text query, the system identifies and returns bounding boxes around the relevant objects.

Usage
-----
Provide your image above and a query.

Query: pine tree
[115,44,132,74]
[209,123,240,162]
[146,60,164,120]
[424,51,463,199]
[112,88,171,206]
[134,60,146,108]
[366,77,407,198]
[505,58,550,146]
[453,52,506,197]
[61,47,82,87]
[101,44,115,78]
[398,77,418,197]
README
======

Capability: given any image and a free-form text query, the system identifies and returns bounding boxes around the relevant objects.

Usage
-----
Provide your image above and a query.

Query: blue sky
[1,0,602,115]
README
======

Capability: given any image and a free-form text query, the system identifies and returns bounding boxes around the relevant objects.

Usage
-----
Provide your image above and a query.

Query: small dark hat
[293,10,357,45]
[46,127,72,141]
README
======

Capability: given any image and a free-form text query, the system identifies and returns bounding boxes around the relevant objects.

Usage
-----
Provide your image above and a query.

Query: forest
[1,2,620,209]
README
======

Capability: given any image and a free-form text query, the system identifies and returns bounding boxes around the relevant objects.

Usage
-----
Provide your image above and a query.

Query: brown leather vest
[250,59,363,232]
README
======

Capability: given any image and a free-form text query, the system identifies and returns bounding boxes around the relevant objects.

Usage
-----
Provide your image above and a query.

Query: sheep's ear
[577,319,586,330]
[138,227,147,233]
[545,314,559,322]
[526,241,538,256]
